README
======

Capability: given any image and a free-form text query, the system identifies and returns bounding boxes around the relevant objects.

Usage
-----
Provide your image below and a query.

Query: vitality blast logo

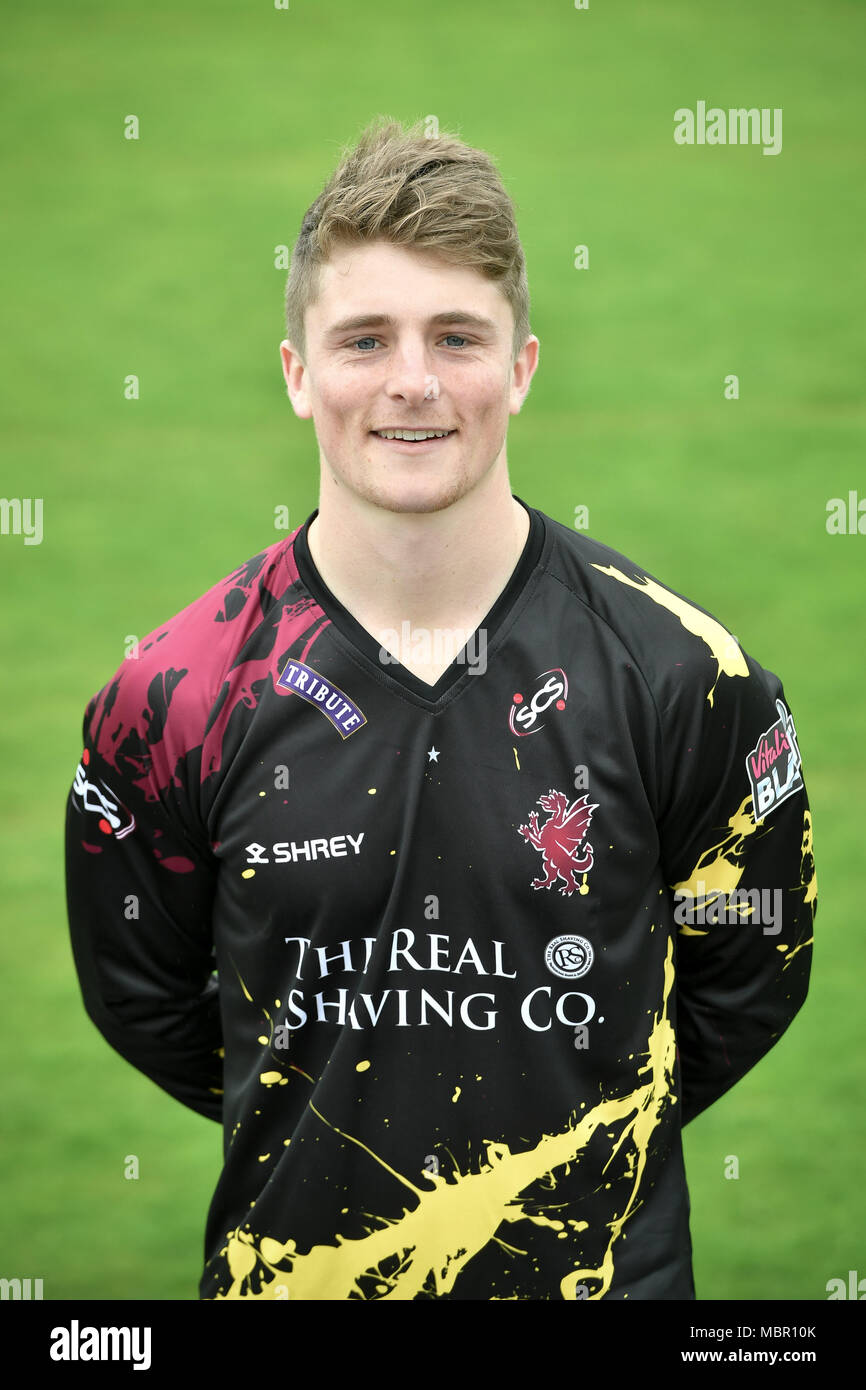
[277,660,367,738]
[746,700,803,820]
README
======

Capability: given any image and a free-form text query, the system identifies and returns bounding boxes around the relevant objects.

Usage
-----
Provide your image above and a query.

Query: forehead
[309,240,511,335]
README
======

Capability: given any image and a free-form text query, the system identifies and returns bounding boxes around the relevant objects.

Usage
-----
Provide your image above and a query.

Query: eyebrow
[323,310,499,338]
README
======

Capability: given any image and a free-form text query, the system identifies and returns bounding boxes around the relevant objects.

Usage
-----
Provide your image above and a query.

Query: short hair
[284,116,531,366]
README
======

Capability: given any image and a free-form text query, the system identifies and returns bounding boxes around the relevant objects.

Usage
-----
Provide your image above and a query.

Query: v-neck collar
[292,496,547,706]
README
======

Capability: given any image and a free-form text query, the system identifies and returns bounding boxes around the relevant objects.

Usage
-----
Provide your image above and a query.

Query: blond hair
[284,116,530,365]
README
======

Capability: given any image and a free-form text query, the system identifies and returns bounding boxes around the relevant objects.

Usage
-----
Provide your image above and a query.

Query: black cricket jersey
[64,498,816,1300]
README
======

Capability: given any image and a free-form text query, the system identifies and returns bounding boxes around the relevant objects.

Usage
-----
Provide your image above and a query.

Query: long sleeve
[65,703,224,1122]
[657,651,816,1126]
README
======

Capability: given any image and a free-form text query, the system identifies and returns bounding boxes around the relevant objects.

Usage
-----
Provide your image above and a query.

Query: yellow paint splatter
[258,1153,271,1163]
[260,1071,283,1087]
[215,939,677,1302]
[672,795,762,906]
[525,1213,564,1232]
[226,1232,256,1283]
[592,563,748,704]
[356,1060,371,1073]
[257,1035,268,1045]
[513,746,520,771]
[800,809,817,909]
[242,869,255,879]
[233,965,254,1003]
[368,788,377,795]
[783,936,813,970]
[451,1086,461,1103]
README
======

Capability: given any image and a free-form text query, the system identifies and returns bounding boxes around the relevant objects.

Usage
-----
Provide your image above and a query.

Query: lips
[369,429,457,451]
[372,438,453,449]
[371,430,456,440]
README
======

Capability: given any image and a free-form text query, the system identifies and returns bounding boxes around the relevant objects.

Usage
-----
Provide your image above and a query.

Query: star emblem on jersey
[518,790,597,896]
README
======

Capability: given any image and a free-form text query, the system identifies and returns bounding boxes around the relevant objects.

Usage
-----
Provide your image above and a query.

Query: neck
[306,470,529,630]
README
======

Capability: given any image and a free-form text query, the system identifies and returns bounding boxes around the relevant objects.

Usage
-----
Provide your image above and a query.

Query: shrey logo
[245,834,364,866]
[545,935,594,980]
[71,752,135,839]
[746,699,803,820]
[277,660,367,738]
[518,790,597,897]
[509,668,568,736]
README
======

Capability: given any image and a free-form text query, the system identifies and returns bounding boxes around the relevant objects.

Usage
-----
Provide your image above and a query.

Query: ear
[509,335,540,414]
[280,340,313,419]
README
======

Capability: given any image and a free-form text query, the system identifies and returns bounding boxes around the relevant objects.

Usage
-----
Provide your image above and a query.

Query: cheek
[473,388,511,428]
[312,368,364,417]
[315,400,361,447]
[470,366,513,409]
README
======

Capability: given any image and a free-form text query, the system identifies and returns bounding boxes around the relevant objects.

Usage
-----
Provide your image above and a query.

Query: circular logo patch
[545,934,594,980]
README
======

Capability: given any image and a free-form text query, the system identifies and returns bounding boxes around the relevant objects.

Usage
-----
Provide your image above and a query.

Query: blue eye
[349,333,468,352]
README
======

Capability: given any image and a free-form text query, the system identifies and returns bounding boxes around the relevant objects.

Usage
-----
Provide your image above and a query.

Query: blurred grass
[0,0,863,1299]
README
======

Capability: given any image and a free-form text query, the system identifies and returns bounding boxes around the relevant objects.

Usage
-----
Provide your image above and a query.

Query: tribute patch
[277,660,367,738]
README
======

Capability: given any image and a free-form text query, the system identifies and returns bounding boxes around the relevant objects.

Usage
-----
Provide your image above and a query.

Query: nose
[384,336,438,406]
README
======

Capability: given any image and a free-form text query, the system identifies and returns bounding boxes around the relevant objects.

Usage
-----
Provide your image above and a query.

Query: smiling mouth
[371,428,457,442]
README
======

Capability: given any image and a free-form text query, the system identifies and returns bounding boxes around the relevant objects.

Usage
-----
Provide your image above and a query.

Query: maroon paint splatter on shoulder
[87,532,329,800]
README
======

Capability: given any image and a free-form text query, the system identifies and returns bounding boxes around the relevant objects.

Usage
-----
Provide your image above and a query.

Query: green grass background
[1,0,863,1300]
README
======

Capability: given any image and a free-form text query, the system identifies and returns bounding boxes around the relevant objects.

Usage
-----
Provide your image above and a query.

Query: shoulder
[536,509,749,703]
[81,532,305,795]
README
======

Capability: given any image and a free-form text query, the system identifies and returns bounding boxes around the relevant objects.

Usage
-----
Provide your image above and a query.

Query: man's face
[280,240,538,515]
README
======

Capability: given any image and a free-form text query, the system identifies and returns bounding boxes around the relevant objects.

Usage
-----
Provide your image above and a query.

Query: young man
[65,118,816,1301]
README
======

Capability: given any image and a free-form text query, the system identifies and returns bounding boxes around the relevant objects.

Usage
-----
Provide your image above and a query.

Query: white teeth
[375,429,453,440]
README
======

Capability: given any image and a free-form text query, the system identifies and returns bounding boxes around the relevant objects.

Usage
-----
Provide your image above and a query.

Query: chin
[372,484,473,516]
[351,472,477,516]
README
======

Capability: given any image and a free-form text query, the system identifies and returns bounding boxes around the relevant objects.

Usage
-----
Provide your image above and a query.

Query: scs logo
[509,668,568,737]
[71,751,135,839]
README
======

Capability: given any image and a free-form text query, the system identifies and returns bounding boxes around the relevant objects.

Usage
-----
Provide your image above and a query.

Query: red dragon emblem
[518,789,597,896]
